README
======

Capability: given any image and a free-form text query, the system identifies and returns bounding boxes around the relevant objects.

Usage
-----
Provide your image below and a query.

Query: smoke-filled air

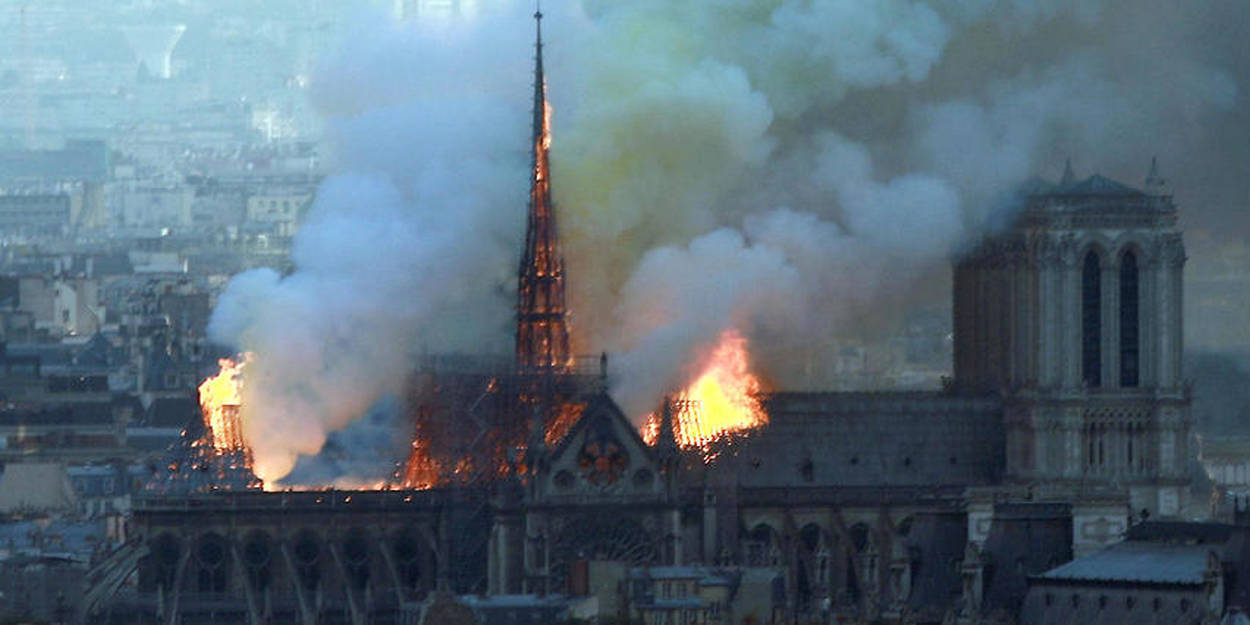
[208,0,1246,482]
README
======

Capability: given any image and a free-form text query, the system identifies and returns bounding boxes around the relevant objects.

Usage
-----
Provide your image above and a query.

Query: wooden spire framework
[515,7,572,374]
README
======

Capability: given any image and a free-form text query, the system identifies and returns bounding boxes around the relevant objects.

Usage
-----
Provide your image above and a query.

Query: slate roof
[1054,174,1144,196]
[1038,542,1213,585]
[72,253,134,277]
[125,427,184,452]
[5,343,74,367]
[0,518,107,561]
[0,402,114,426]
[0,141,109,183]
[145,395,198,428]
[142,347,178,390]
[74,333,116,368]
[1125,521,1237,544]
[730,392,1004,488]
[1022,174,1147,198]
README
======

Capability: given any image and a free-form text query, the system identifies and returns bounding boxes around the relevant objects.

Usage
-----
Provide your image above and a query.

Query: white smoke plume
[209,8,532,481]
[209,0,1245,480]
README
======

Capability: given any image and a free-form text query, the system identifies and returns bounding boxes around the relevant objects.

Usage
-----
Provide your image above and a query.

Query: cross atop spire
[516,8,572,374]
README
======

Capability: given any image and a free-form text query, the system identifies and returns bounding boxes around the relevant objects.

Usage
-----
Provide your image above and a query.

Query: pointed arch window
[1120,250,1140,387]
[1082,251,1102,387]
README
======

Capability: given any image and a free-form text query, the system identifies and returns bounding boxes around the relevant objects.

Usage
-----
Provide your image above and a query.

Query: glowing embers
[398,376,517,490]
[545,402,586,447]
[198,354,250,452]
[642,328,769,460]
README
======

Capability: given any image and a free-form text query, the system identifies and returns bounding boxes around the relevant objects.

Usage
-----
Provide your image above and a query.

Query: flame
[642,328,769,458]
[194,356,397,492]
[401,435,442,490]
[546,402,585,447]
[542,100,552,151]
[169,353,264,492]
[198,355,251,452]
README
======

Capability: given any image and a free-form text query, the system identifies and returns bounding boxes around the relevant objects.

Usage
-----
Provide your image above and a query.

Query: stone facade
[84,490,491,624]
[954,172,1191,537]
[85,168,1199,625]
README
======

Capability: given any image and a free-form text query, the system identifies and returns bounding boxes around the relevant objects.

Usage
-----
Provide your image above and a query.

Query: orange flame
[198,354,251,452]
[546,401,585,447]
[401,436,441,490]
[642,328,768,458]
[186,353,265,491]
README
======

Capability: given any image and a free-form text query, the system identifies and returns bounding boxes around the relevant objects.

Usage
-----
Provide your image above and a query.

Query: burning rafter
[197,355,249,453]
[148,354,263,494]
[642,329,770,461]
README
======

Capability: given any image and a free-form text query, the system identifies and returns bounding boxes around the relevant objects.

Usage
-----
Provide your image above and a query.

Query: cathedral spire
[1144,155,1167,193]
[530,3,546,156]
[516,6,572,373]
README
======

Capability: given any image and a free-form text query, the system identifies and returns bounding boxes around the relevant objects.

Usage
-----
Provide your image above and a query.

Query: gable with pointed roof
[536,391,667,502]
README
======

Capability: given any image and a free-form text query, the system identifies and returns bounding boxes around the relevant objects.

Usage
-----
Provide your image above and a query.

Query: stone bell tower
[953,159,1190,518]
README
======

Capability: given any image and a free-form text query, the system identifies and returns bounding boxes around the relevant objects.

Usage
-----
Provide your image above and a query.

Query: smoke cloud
[209,9,531,480]
[209,0,1247,480]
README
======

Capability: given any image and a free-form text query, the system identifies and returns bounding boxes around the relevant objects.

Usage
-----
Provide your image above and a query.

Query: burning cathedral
[83,13,1193,625]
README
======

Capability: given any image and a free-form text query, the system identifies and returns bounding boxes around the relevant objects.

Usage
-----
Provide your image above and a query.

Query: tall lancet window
[1120,250,1140,387]
[1082,251,1102,387]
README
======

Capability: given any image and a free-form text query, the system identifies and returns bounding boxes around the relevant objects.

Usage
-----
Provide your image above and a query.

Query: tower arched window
[1082,251,1102,387]
[1120,250,1139,387]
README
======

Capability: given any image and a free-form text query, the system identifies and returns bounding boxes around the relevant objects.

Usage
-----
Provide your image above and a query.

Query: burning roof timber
[148,355,262,494]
